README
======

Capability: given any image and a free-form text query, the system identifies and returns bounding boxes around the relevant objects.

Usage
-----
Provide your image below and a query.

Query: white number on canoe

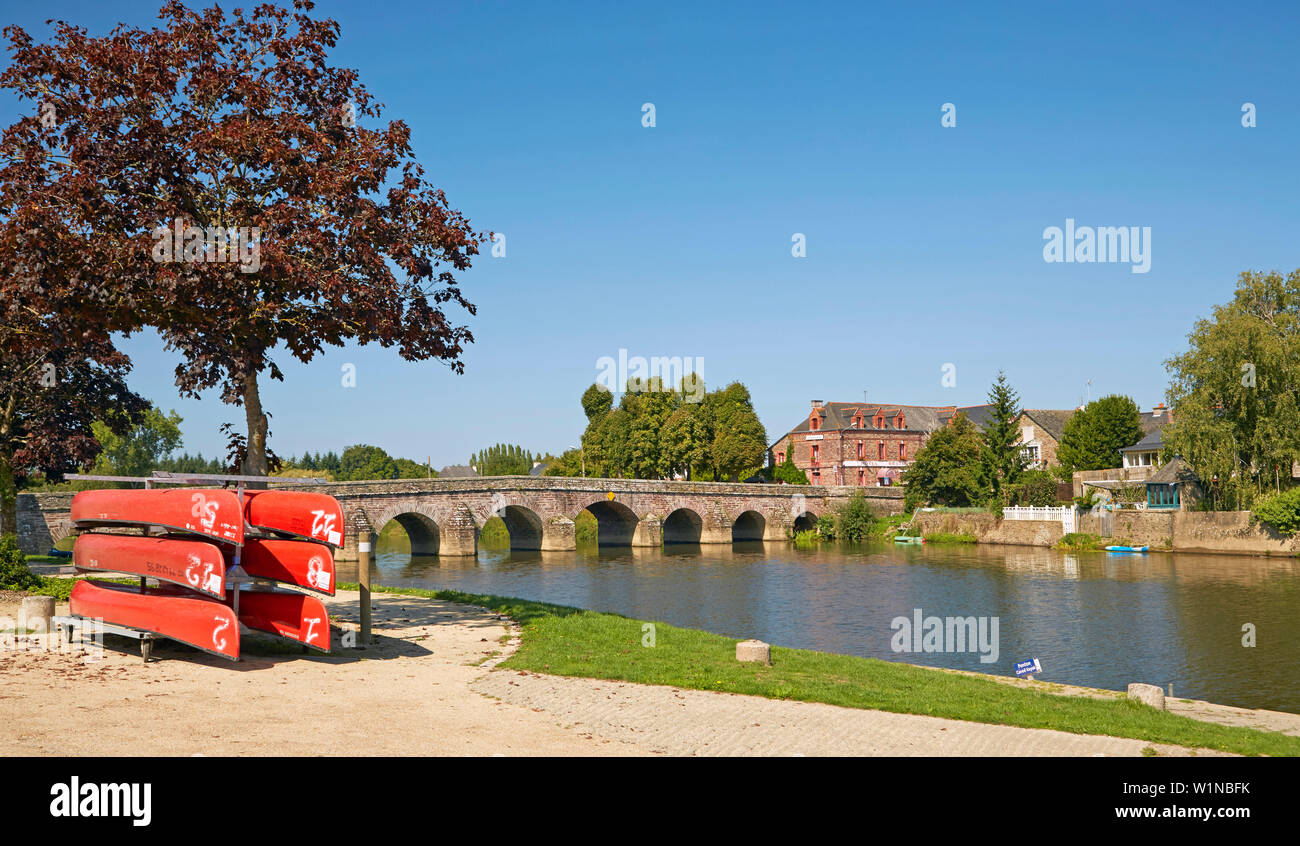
[306,556,330,591]
[310,509,337,542]
[212,615,231,651]
[304,617,321,644]
[190,492,219,531]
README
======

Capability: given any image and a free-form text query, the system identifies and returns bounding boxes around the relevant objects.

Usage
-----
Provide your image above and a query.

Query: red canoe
[73,534,227,598]
[71,488,244,544]
[69,579,240,661]
[243,491,344,547]
[232,539,335,595]
[230,588,331,652]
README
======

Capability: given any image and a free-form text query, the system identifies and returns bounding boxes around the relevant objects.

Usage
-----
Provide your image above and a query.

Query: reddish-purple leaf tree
[1,0,486,476]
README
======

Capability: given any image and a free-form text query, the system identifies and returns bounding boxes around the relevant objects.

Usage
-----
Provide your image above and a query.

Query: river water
[345,539,1300,714]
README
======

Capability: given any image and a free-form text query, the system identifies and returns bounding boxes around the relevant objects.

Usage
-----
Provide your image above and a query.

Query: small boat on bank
[73,534,227,598]
[69,579,240,661]
[230,538,335,595]
[71,488,243,544]
[1105,545,1149,553]
[230,588,331,652]
[243,490,345,548]
[894,535,924,544]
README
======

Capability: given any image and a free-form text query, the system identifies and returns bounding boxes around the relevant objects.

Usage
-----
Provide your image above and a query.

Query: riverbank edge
[339,582,1300,756]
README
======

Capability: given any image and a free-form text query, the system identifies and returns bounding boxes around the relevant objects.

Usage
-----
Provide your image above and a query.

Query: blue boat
[1105,545,1148,553]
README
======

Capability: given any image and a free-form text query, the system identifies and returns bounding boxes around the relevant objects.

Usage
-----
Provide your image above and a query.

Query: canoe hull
[71,488,244,544]
[69,579,240,661]
[233,539,335,595]
[73,534,228,598]
[244,491,344,548]
[230,588,331,652]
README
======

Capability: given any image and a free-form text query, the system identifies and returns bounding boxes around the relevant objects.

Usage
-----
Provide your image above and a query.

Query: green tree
[394,457,433,479]
[902,413,988,509]
[87,407,184,478]
[1057,395,1144,472]
[1006,469,1061,506]
[981,371,1026,505]
[542,448,585,478]
[338,444,397,481]
[771,445,810,485]
[472,444,534,476]
[1163,269,1300,507]
[707,383,767,481]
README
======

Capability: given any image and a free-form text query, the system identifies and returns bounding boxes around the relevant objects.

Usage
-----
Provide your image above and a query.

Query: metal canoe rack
[61,470,329,661]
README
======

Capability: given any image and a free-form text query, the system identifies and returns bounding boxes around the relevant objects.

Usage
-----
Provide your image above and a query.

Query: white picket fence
[1004,505,1078,533]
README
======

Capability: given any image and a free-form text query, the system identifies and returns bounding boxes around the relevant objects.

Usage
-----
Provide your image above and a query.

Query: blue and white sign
[1014,658,1042,677]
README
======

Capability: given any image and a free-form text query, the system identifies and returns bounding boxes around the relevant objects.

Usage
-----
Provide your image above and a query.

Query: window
[858,469,865,485]
[856,441,864,459]
[811,445,819,461]
[811,416,820,431]
[878,441,885,460]
[874,416,885,428]
[899,442,907,460]
[896,415,905,429]
[777,451,785,464]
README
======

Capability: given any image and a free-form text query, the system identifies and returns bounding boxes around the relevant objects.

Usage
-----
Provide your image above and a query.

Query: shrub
[793,529,821,545]
[834,490,876,541]
[1252,487,1300,536]
[1007,470,1059,507]
[815,514,836,540]
[0,535,41,591]
[1056,532,1105,551]
[922,532,977,544]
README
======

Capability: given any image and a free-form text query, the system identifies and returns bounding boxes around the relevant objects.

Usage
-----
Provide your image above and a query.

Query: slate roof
[785,402,954,436]
[1123,408,1174,453]
[952,405,1074,442]
[438,465,478,478]
[1147,456,1197,485]
[1020,409,1075,443]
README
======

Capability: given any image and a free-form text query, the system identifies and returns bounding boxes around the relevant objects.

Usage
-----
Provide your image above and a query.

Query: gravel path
[470,670,1221,757]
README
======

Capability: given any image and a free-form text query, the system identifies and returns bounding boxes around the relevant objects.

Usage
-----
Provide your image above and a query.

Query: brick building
[768,401,955,486]
[959,405,1075,469]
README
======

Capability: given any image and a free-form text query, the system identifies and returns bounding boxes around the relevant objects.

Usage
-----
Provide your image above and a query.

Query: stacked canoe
[68,488,343,661]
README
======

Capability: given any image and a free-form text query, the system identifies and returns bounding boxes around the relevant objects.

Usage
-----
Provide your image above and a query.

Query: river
[342,538,1300,714]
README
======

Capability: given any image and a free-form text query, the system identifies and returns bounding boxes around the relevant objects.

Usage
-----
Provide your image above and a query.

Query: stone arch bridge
[15,477,905,560]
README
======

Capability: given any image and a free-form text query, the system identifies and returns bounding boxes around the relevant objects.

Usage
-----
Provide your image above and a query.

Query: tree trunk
[242,369,269,484]
[0,450,17,540]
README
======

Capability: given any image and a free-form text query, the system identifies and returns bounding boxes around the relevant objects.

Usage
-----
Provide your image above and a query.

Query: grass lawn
[343,582,1300,757]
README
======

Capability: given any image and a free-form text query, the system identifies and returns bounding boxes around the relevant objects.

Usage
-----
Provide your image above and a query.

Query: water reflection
[356,540,1300,713]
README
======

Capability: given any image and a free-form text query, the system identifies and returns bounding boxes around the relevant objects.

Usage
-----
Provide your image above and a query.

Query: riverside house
[768,401,953,486]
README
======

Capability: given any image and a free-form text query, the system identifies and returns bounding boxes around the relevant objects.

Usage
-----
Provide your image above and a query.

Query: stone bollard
[1128,683,1166,710]
[21,595,55,632]
[736,639,771,665]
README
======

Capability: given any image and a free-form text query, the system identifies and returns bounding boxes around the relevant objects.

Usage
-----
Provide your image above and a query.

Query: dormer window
[896,414,905,429]
[810,415,820,431]
[874,415,884,428]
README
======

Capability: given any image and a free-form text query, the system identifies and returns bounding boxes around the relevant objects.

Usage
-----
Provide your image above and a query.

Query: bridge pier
[700,505,733,544]
[541,516,576,551]
[440,504,479,557]
[632,514,662,547]
[764,507,794,542]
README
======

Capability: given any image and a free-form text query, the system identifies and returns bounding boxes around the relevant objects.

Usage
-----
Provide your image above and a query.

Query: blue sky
[3,1,1298,466]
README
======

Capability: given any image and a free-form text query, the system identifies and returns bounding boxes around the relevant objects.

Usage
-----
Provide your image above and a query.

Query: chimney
[810,399,823,410]
[1152,403,1164,418]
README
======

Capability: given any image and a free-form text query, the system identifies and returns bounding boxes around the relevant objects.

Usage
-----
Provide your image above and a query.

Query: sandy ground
[1,589,1293,756]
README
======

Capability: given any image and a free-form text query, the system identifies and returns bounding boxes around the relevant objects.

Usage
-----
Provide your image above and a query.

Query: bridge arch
[792,510,818,534]
[662,507,704,544]
[582,500,639,547]
[381,511,442,555]
[494,504,544,551]
[732,510,765,542]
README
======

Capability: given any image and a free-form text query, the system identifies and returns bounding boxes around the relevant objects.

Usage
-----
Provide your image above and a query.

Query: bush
[834,490,876,541]
[922,532,977,544]
[815,514,836,540]
[1056,532,1105,551]
[1007,470,1059,507]
[1252,487,1300,536]
[0,535,41,591]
